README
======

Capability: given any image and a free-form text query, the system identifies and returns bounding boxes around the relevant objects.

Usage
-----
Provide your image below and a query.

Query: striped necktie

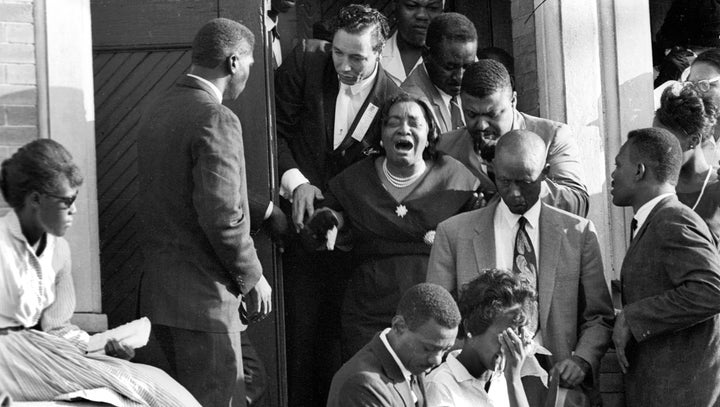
[450,95,464,130]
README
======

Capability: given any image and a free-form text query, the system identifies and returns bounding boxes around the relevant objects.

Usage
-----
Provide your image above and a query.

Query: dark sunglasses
[44,191,78,208]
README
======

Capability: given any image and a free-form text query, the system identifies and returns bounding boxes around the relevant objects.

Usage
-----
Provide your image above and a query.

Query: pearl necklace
[382,158,426,189]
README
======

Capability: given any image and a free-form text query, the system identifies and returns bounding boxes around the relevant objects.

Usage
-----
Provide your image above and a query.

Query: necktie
[333,84,352,149]
[410,375,424,407]
[450,95,464,130]
[630,218,638,244]
[513,217,538,334]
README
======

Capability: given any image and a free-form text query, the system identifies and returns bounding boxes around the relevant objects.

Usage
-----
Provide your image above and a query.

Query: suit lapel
[417,67,450,132]
[335,64,387,153]
[625,195,674,261]
[370,334,414,407]
[538,204,560,331]
[322,58,340,151]
[473,202,498,272]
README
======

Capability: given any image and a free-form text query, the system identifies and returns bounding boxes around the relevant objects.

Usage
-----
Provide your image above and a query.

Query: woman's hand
[300,208,339,251]
[500,327,533,380]
[104,338,135,360]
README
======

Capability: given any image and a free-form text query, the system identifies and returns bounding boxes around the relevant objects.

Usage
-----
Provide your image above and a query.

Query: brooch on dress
[395,204,408,218]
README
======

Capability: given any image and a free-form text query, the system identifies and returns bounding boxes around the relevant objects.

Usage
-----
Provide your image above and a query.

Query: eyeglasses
[691,76,720,92]
[44,191,78,209]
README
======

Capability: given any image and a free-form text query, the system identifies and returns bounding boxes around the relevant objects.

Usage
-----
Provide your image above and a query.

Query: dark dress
[324,154,479,358]
[676,173,720,242]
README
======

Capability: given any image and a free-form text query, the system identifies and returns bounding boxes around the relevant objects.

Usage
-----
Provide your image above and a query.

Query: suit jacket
[136,75,262,333]
[437,111,589,217]
[275,39,402,191]
[426,201,614,398]
[401,65,456,134]
[327,333,426,407]
[621,195,720,406]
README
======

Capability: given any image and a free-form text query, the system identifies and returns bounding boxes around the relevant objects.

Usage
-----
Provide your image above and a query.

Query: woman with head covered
[0,139,199,406]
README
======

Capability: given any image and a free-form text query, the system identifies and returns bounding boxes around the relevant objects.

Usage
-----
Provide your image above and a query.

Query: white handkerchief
[87,317,151,353]
[326,226,338,251]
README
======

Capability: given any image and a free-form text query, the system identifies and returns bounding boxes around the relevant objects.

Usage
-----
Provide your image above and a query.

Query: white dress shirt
[379,327,418,404]
[425,350,500,407]
[381,31,423,86]
[632,192,675,238]
[493,199,542,271]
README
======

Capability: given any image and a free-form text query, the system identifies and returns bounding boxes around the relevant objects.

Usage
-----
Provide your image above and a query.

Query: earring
[466,332,472,339]
[689,143,695,149]
[380,140,384,147]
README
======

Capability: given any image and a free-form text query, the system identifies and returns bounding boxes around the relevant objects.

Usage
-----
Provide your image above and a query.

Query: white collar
[381,31,423,84]
[445,350,494,386]
[379,327,413,383]
[633,192,675,232]
[497,198,542,231]
[186,74,223,103]
[339,62,378,96]
[435,83,454,108]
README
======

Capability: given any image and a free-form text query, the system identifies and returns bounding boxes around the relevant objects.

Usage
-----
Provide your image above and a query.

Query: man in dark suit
[438,60,589,217]
[274,5,402,405]
[136,19,282,406]
[427,130,614,406]
[611,127,720,406]
[327,283,460,407]
[401,12,477,134]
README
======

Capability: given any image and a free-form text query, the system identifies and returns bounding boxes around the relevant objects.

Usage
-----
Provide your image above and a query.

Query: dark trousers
[283,240,352,407]
[153,324,246,407]
[241,330,268,407]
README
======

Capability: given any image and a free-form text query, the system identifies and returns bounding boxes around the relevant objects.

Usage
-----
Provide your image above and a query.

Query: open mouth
[394,140,414,152]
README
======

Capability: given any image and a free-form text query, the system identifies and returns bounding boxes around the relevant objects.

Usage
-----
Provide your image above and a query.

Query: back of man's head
[329,4,389,53]
[495,129,547,172]
[425,12,477,54]
[396,283,461,331]
[626,127,682,186]
[192,18,254,69]
[462,59,512,99]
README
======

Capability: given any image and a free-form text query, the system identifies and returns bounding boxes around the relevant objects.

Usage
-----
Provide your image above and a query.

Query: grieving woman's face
[381,101,429,168]
[35,176,78,238]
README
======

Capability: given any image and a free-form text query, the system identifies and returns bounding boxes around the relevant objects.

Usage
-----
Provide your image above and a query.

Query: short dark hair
[425,12,477,54]
[694,48,720,73]
[458,269,536,336]
[1,139,83,209]
[626,127,682,185]
[462,59,512,99]
[656,81,717,142]
[192,18,255,69]
[397,283,461,331]
[329,4,389,53]
[379,93,440,160]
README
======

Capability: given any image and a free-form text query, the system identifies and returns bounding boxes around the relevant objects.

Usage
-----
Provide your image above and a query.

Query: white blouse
[0,211,88,350]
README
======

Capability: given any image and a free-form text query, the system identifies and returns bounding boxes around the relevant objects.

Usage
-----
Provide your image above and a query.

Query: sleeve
[191,108,263,295]
[336,374,395,407]
[624,216,720,342]
[275,40,308,178]
[426,220,458,296]
[424,377,456,407]
[41,238,90,352]
[573,220,614,377]
[542,124,590,217]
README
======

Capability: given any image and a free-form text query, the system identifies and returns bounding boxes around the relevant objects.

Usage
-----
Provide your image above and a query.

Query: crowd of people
[2,1,720,407]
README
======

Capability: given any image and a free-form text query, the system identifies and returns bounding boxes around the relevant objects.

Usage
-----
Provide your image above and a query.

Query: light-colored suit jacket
[426,201,613,393]
[327,333,426,407]
[402,65,457,134]
[437,110,589,217]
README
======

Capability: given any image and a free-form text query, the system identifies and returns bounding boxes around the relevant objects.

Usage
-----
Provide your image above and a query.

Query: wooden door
[90,1,285,405]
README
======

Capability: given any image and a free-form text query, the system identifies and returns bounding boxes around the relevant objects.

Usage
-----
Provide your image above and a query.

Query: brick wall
[0,0,37,209]
[511,0,539,117]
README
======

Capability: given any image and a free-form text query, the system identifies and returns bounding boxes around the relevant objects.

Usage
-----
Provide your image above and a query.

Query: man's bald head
[494,130,548,214]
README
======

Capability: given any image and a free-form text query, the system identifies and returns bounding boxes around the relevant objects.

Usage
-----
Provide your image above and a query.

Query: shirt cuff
[280,168,310,201]
[264,202,274,221]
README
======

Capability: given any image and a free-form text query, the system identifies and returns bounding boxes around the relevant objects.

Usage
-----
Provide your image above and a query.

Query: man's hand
[246,275,272,322]
[550,358,587,388]
[104,338,135,360]
[612,311,632,373]
[292,183,324,232]
[266,204,289,252]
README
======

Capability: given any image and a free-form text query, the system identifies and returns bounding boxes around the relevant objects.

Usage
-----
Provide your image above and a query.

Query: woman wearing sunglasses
[655,81,720,241]
[0,139,200,406]
[687,48,720,143]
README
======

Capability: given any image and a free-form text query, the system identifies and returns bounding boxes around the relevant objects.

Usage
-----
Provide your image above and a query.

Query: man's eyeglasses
[691,76,720,92]
[45,191,78,209]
